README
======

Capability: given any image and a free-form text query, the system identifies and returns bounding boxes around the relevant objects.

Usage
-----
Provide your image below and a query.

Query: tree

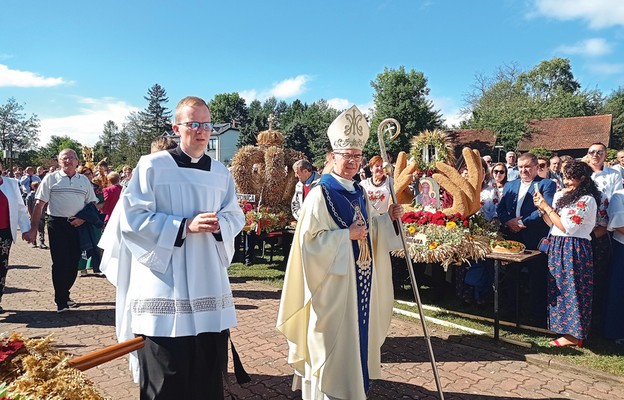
[238,100,264,147]
[120,112,145,165]
[302,100,340,165]
[0,97,40,168]
[516,58,580,101]
[603,87,624,149]
[138,84,172,135]
[115,129,135,168]
[133,84,172,157]
[209,93,248,126]
[463,58,603,151]
[93,120,120,163]
[366,66,443,158]
[34,135,83,167]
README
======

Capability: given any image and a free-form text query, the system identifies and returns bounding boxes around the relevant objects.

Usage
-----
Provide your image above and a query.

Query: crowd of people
[288,142,624,353]
[2,94,624,398]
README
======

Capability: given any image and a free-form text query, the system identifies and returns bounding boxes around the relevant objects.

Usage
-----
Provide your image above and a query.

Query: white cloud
[239,89,258,104]
[269,75,309,98]
[555,38,612,57]
[327,97,351,111]
[239,75,310,102]
[531,0,624,28]
[588,62,624,75]
[39,97,139,147]
[430,96,467,128]
[0,64,70,87]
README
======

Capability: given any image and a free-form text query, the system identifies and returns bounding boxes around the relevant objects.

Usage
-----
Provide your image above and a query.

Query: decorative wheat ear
[432,147,483,216]
[393,151,420,204]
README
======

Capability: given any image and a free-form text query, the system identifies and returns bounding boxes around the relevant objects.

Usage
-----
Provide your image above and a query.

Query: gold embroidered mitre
[327,105,370,150]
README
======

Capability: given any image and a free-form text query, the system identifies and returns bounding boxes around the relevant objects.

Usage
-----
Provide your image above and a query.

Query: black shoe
[57,305,70,313]
[67,299,79,308]
[39,243,48,249]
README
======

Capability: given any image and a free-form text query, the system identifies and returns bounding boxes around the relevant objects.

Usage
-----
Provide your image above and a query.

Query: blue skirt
[547,235,593,339]
[604,239,624,340]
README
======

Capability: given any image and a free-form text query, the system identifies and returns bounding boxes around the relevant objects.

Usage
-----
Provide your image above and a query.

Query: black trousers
[137,331,229,400]
[0,228,13,303]
[48,216,81,308]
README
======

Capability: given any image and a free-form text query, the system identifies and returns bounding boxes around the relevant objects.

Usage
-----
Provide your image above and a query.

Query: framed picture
[415,177,440,209]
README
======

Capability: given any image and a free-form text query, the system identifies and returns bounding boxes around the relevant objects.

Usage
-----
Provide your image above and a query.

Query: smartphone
[533,182,539,193]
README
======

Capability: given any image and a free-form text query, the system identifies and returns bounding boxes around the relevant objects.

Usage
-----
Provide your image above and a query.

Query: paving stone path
[2,239,624,399]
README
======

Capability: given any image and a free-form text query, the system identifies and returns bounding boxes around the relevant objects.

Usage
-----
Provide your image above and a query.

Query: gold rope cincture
[352,203,372,271]
[321,184,371,272]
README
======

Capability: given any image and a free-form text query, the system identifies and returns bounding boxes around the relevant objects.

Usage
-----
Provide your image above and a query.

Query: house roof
[446,129,497,157]
[517,114,612,152]
[213,122,240,136]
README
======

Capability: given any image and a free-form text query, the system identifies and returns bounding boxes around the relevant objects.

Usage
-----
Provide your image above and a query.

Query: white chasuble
[276,183,402,400]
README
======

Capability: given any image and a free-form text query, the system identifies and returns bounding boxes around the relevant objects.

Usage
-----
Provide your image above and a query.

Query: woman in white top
[0,160,31,313]
[533,160,602,348]
[360,155,392,214]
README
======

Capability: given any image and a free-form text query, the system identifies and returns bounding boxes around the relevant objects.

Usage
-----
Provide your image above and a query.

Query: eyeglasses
[538,163,547,168]
[588,150,605,156]
[177,121,213,131]
[335,152,363,162]
[492,170,506,174]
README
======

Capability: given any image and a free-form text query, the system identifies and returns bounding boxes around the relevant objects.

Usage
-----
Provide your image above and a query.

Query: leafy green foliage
[528,147,553,159]
[33,135,83,167]
[463,58,604,151]
[366,66,443,159]
[0,97,40,169]
[603,87,624,149]
[209,92,249,128]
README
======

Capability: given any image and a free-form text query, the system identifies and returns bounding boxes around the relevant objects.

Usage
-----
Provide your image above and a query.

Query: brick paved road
[2,238,624,399]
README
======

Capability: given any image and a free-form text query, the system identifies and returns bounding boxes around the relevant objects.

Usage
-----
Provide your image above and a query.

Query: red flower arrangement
[402,210,470,228]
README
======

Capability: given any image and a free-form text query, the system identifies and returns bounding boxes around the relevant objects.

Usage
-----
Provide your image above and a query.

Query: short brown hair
[107,171,121,185]
[175,96,209,123]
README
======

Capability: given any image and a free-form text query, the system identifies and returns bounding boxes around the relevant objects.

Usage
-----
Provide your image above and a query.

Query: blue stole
[318,173,373,393]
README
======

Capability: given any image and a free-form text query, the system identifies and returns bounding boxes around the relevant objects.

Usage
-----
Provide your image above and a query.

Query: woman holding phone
[533,160,601,347]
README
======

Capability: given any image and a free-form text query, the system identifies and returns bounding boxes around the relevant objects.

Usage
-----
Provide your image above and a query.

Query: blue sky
[1,0,623,147]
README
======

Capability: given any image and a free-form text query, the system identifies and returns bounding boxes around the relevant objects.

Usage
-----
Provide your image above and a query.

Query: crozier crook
[376,118,445,400]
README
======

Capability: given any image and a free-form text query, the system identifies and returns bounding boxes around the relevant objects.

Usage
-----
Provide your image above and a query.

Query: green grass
[228,252,624,377]
[228,255,286,288]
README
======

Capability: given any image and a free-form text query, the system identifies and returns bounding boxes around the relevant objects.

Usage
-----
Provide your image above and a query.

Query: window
[209,138,217,150]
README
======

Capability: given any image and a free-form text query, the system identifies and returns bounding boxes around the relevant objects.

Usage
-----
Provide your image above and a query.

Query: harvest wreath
[0,333,105,400]
[394,210,500,268]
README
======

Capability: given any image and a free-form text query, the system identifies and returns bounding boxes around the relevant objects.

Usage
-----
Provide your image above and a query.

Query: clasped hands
[348,204,404,240]
[186,212,220,234]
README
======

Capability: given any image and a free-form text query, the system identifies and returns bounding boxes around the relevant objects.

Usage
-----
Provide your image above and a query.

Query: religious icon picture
[415,177,440,209]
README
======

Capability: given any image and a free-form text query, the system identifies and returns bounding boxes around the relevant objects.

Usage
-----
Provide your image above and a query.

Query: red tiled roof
[517,114,612,151]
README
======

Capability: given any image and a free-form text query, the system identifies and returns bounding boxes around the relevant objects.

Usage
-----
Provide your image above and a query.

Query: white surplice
[99,150,245,381]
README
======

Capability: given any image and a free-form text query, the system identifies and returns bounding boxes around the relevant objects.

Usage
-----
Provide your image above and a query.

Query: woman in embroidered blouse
[533,160,601,347]
[360,155,392,214]
[0,160,31,313]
